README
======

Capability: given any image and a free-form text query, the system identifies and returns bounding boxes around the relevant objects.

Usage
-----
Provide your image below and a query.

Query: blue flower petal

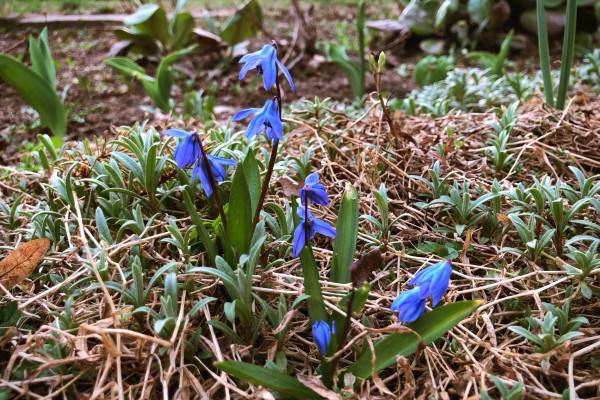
[390,287,427,323]
[277,60,296,92]
[192,161,213,198]
[408,260,452,307]
[164,128,191,138]
[311,219,336,238]
[292,222,306,257]
[238,44,294,92]
[232,108,259,122]
[305,173,319,186]
[312,320,333,355]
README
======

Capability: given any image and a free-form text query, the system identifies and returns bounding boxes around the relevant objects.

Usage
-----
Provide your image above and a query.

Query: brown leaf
[0,239,50,289]
[350,248,382,287]
[279,176,301,197]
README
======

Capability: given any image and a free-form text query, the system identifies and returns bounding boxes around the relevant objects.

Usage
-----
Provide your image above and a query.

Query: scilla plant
[165,41,481,396]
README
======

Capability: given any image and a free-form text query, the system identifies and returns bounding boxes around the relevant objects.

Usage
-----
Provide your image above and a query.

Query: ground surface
[1,2,600,400]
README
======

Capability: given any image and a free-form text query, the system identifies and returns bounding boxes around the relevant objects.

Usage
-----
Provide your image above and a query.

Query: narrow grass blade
[183,191,217,264]
[536,0,554,107]
[556,0,577,109]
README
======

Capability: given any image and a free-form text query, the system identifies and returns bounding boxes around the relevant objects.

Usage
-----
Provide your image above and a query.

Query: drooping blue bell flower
[164,128,202,169]
[292,206,336,257]
[312,320,335,355]
[232,99,283,141]
[191,154,237,198]
[299,173,329,206]
[390,287,427,323]
[238,43,295,92]
[164,129,236,197]
[408,259,452,307]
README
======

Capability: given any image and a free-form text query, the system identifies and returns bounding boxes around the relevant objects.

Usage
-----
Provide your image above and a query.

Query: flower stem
[252,59,283,227]
[304,196,310,245]
[198,135,228,229]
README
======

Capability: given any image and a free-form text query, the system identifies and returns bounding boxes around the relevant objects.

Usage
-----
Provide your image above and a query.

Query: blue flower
[232,99,283,141]
[238,43,295,92]
[299,173,329,206]
[390,287,427,323]
[164,128,236,197]
[164,128,201,168]
[408,259,452,307]
[292,206,336,257]
[312,320,335,355]
[191,154,237,198]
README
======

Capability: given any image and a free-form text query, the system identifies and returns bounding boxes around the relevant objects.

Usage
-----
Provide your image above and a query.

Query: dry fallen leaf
[349,248,383,287]
[296,375,341,400]
[0,239,50,289]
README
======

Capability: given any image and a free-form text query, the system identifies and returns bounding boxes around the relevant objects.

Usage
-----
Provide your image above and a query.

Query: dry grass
[0,91,599,399]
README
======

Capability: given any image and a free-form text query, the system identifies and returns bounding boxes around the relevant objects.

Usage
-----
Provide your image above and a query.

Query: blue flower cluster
[233,43,294,143]
[292,173,335,257]
[164,129,236,197]
[390,259,452,323]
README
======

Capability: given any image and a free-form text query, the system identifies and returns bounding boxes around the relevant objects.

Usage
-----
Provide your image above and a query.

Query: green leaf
[492,30,514,75]
[242,149,261,218]
[0,55,66,139]
[220,0,263,46]
[125,4,169,46]
[300,246,327,322]
[226,167,252,262]
[156,45,196,101]
[28,27,56,88]
[105,57,150,80]
[348,300,482,378]
[414,55,452,87]
[321,43,363,98]
[215,361,320,400]
[95,207,113,243]
[183,190,217,265]
[467,0,491,26]
[331,183,359,283]
[170,11,194,50]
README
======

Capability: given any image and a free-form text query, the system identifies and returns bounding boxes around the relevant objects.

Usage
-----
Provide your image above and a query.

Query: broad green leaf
[29,27,56,88]
[300,245,327,322]
[220,0,263,46]
[215,361,320,400]
[156,45,197,108]
[467,0,491,26]
[105,57,149,80]
[348,300,482,378]
[124,4,160,25]
[414,55,452,87]
[399,0,436,36]
[170,11,194,50]
[331,183,359,283]
[114,28,161,55]
[125,4,169,46]
[321,43,363,98]
[242,150,261,218]
[0,55,66,139]
[226,167,252,262]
